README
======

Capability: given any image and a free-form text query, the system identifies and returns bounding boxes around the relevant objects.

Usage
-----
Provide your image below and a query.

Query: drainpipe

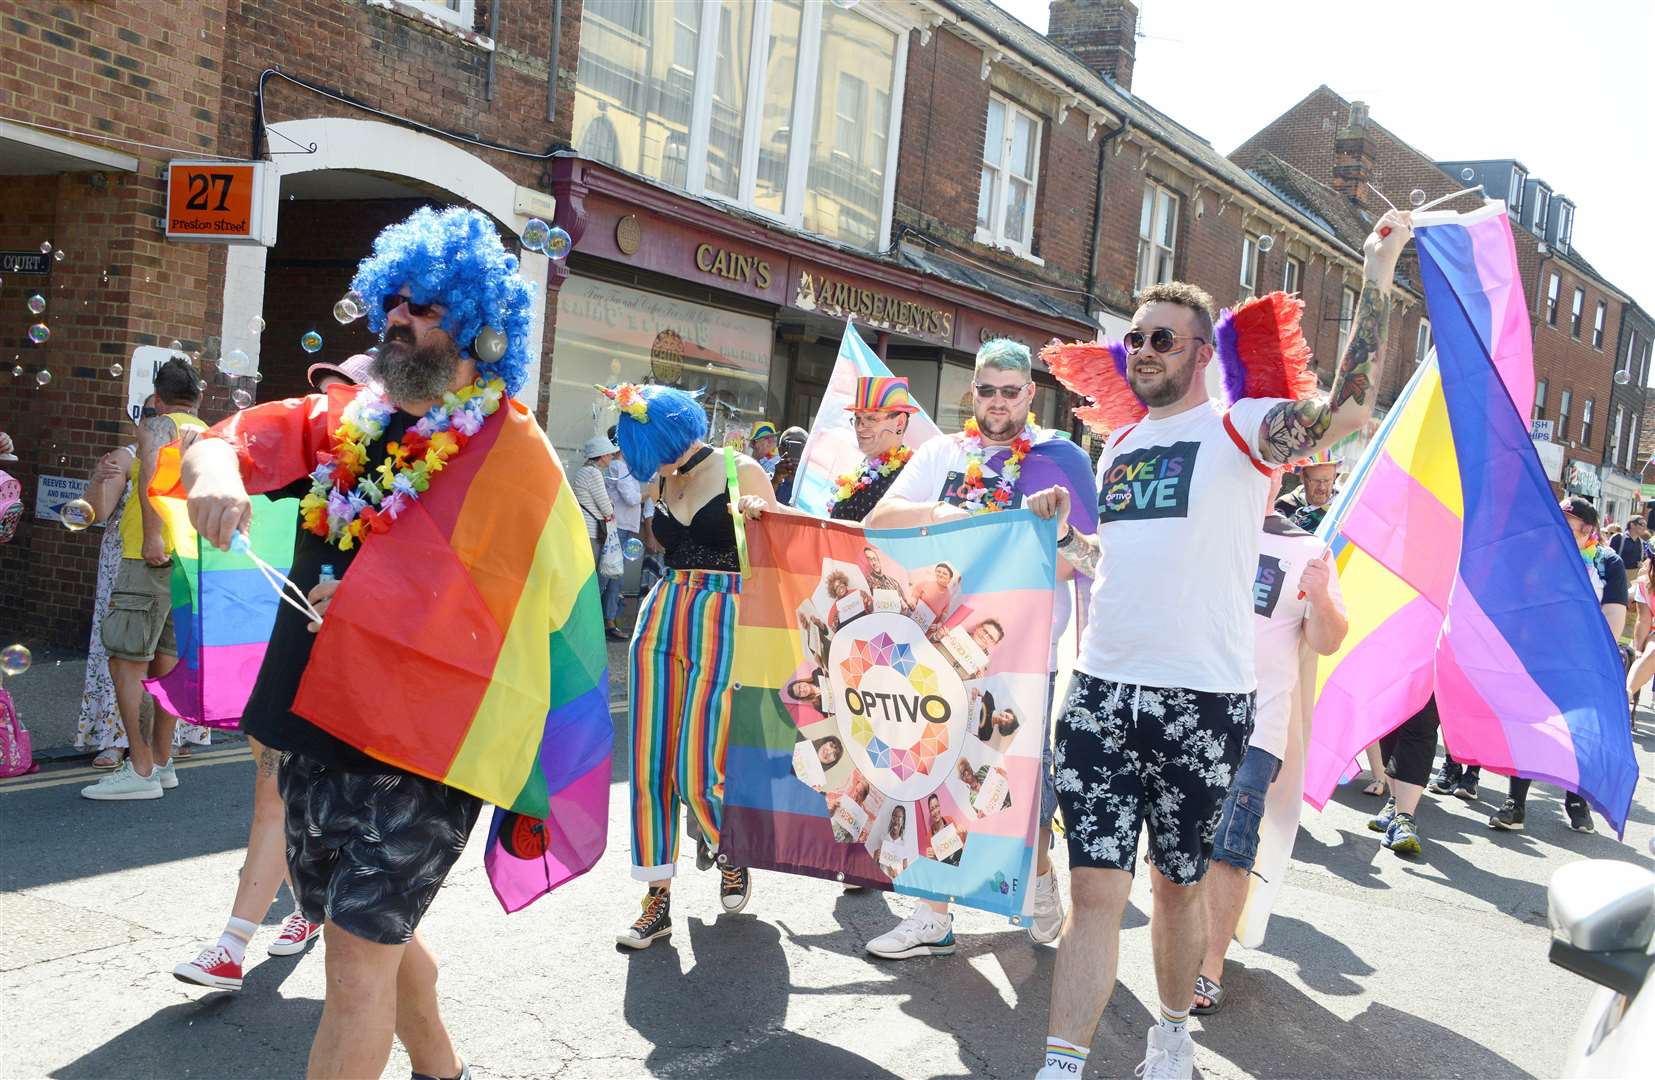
[546,0,563,122]
[1083,120,1129,330]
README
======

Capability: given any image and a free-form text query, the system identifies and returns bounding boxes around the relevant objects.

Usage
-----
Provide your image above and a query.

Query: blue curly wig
[350,205,536,398]
[614,385,709,482]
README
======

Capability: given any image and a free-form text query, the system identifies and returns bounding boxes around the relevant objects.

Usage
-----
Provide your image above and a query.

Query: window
[1135,182,1179,292]
[1546,273,1560,325]
[1281,255,1301,295]
[1631,417,1642,470]
[1582,397,1595,448]
[1592,301,1606,349]
[1414,318,1433,365]
[1613,405,1625,467]
[1507,166,1526,216]
[574,0,907,251]
[1558,388,1572,441]
[1557,201,1575,253]
[404,0,476,30]
[1533,187,1551,234]
[977,95,1042,255]
[1239,235,1260,300]
[1338,285,1358,357]
[1571,287,1585,338]
[1535,377,1547,420]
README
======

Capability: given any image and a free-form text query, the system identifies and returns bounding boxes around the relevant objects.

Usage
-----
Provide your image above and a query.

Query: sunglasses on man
[382,294,441,318]
[1124,328,1205,354]
[973,382,1030,400]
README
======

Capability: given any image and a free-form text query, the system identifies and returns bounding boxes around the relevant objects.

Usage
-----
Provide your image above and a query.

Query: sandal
[1361,775,1387,797]
[1191,974,1223,1015]
[91,748,124,770]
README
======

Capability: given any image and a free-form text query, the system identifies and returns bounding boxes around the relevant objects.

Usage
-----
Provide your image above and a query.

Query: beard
[371,326,460,406]
[973,407,1024,441]
[1127,356,1197,408]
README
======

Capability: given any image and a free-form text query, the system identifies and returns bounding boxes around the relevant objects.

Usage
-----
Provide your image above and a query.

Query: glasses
[382,293,441,318]
[972,382,1030,400]
[1124,328,1205,354]
[851,411,900,428]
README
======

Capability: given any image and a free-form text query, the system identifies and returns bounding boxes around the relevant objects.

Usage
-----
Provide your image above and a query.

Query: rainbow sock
[217,916,256,966]
[1036,1036,1088,1078]
[1158,1002,1189,1033]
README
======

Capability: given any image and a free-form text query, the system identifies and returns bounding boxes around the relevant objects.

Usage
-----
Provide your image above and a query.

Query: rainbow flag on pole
[1306,201,1636,832]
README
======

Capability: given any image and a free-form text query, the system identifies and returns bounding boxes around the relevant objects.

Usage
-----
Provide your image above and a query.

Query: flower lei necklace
[299,377,505,550]
[954,414,1036,515]
[828,444,913,513]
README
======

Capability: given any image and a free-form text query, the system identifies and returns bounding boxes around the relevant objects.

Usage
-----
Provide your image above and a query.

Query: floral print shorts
[1053,673,1254,885]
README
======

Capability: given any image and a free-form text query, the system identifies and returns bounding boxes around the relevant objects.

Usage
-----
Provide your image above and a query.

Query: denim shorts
[1211,745,1283,873]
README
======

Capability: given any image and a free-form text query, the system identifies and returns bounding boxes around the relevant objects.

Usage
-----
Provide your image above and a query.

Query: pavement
[4,625,1654,1079]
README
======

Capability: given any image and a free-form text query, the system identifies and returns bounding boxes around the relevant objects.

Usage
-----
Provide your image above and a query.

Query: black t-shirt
[1610,533,1647,574]
[240,411,416,772]
[1594,547,1629,609]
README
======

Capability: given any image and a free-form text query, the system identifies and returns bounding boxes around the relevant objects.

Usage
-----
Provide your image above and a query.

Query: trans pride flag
[1306,201,1636,832]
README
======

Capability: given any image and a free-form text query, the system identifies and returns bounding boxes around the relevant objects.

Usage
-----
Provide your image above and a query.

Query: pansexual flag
[720,510,1057,918]
[1305,201,1636,832]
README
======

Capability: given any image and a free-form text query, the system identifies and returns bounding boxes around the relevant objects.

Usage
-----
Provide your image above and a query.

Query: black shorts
[1054,673,1254,885]
[278,753,483,945]
[1379,697,1440,788]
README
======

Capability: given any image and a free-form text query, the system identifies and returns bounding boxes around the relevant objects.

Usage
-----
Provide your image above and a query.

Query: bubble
[301,330,323,353]
[231,388,254,409]
[53,249,65,262]
[622,536,645,562]
[1615,368,1632,385]
[26,293,46,315]
[521,218,550,252]
[1409,189,1426,207]
[169,339,183,351]
[250,370,263,383]
[10,365,21,378]
[1256,234,1275,253]
[220,348,252,375]
[109,362,123,377]
[60,498,96,531]
[545,226,573,260]
[366,347,380,359]
[332,298,362,324]
[28,323,50,345]
[35,369,51,386]
[1460,167,1476,182]
[0,643,31,677]
[197,379,208,393]
[100,270,109,285]
[38,241,52,255]
[248,315,266,333]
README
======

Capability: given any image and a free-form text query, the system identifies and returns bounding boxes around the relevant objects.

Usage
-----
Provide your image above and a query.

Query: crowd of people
[17,198,1634,1080]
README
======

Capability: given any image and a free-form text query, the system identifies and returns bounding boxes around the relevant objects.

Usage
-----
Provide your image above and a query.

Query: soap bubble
[250,370,263,383]
[109,362,123,377]
[197,379,207,392]
[1409,189,1426,207]
[26,294,46,314]
[38,241,52,255]
[53,249,65,262]
[248,315,266,333]
[0,643,31,677]
[100,270,109,285]
[60,498,96,531]
[1256,234,1275,253]
[545,226,573,260]
[521,218,550,252]
[231,387,254,409]
[220,348,252,375]
[28,323,50,344]
[1460,167,1475,182]
[1615,369,1632,386]
[333,298,362,324]
[169,339,183,351]
[300,330,323,353]
[10,365,21,378]
[623,536,645,561]
[35,368,52,386]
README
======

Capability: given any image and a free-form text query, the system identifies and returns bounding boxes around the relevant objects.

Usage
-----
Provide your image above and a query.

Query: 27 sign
[165,160,277,245]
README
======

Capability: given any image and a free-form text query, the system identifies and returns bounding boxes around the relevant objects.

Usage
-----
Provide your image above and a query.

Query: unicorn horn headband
[596,382,649,423]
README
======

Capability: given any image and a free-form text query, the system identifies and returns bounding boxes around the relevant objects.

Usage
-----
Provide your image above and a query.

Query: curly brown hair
[1135,281,1216,344]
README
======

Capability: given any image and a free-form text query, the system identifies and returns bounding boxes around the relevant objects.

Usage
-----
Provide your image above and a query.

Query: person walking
[574,435,622,640]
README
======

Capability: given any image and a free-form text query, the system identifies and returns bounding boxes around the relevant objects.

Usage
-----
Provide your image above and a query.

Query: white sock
[218,916,257,965]
[1157,1001,1189,1034]
[1037,1036,1088,1078]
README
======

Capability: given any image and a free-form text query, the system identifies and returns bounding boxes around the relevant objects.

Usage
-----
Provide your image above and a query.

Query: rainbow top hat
[849,375,920,414]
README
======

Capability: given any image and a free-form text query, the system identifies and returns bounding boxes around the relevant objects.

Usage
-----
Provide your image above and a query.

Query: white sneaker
[1135,1025,1194,1080]
[1028,869,1065,943]
[865,908,955,959]
[80,761,163,801]
[154,759,179,790]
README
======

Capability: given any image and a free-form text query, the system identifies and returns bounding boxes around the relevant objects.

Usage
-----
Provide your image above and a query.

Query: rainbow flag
[720,510,1056,918]
[1306,201,1636,832]
[158,391,612,910]
[144,492,297,730]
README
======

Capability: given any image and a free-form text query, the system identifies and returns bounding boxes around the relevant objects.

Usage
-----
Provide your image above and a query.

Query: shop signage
[0,251,51,275]
[1531,419,1555,442]
[1565,460,1601,498]
[125,344,189,423]
[165,159,277,245]
[793,268,954,343]
[35,474,95,523]
[695,243,772,290]
[979,326,1032,348]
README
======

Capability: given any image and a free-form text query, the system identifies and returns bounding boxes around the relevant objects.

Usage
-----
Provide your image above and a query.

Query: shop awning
[0,119,138,175]
[895,243,1091,326]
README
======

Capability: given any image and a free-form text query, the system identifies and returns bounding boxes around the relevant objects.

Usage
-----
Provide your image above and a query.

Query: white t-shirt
[1250,517,1345,758]
[1075,396,1290,693]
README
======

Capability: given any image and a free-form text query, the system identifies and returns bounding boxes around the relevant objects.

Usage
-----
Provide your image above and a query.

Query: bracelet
[1057,528,1077,550]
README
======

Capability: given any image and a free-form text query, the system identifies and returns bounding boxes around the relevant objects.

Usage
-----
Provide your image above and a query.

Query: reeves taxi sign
[165,160,277,245]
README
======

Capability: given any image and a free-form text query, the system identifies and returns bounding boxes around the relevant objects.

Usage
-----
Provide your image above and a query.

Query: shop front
[1599,468,1640,525]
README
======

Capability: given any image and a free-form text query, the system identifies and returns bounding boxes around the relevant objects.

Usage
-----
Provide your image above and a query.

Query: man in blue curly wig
[174,205,610,1080]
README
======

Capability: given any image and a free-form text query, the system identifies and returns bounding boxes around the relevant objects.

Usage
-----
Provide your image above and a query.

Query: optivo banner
[721,510,1056,920]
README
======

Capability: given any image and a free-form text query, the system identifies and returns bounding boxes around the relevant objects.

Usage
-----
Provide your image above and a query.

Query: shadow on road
[1252,914,1375,996]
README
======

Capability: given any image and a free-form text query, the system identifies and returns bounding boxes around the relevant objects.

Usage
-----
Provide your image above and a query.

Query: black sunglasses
[1125,328,1205,354]
[381,294,440,318]
[973,382,1030,400]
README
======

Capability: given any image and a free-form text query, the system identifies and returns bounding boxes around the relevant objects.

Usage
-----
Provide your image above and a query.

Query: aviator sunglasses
[1125,327,1205,354]
[382,294,441,317]
[972,382,1030,399]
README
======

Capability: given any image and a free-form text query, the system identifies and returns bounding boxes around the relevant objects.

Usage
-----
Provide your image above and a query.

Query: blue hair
[350,205,536,398]
[975,337,1032,377]
[615,385,709,481]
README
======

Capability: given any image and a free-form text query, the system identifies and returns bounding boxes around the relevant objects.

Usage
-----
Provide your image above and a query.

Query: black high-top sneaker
[618,888,671,949]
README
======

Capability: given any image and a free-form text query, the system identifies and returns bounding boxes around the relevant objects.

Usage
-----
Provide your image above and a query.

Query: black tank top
[652,447,740,573]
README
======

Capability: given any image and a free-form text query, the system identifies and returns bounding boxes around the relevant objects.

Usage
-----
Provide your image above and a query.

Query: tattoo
[1257,283,1393,464]
[258,748,280,778]
[140,415,178,442]
[1058,531,1102,578]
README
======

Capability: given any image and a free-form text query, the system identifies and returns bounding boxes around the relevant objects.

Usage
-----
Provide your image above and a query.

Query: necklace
[954,415,1035,515]
[299,377,505,550]
[828,444,912,513]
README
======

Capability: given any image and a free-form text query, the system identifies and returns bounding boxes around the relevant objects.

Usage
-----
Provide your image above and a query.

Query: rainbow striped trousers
[628,569,741,881]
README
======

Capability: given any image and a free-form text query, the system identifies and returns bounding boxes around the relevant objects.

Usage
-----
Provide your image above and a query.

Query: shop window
[1135,182,1178,293]
[1414,318,1432,365]
[936,357,1065,436]
[976,95,1042,257]
[550,277,774,464]
[575,0,906,252]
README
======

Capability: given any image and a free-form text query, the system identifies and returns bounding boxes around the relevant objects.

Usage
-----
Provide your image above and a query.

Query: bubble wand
[230,530,326,626]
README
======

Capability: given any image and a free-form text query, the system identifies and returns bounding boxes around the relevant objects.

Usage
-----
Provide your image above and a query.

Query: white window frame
[1533,187,1551,235]
[1135,181,1180,293]
[1557,201,1575,253]
[1559,387,1572,441]
[1338,285,1358,357]
[974,92,1044,260]
[1592,301,1606,349]
[1239,234,1260,300]
[1281,255,1301,294]
[1571,287,1585,338]
[400,0,476,30]
[1508,166,1526,216]
[1414,317,1433,365]
[1631,416,1642,470]
[1583,397,1595,449]
[1613,405,1625,467]
[1535,377,1548,420]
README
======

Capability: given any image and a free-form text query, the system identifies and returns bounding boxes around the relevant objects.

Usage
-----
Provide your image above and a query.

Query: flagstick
[1413,185,1484,214]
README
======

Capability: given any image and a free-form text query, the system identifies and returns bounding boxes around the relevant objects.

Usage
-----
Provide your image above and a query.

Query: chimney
[1048,0,1138,91]
[1331,101,1374,206]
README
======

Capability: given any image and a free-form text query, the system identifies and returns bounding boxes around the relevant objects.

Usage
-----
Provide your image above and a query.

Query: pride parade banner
[721,509,1057,919]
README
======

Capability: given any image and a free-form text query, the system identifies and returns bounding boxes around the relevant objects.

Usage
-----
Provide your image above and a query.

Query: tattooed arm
[1256,210,1412,465]
[136,415,177,565]
[1026,485,1101,577]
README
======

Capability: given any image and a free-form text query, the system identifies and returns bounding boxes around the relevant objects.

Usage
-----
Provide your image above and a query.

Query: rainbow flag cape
[144,489,298,730]
[161,390,612,910]
[721,510,1056,918]
[1306,201,1635,832]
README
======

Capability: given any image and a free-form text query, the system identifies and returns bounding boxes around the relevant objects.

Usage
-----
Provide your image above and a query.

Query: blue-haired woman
[603,383,781,948]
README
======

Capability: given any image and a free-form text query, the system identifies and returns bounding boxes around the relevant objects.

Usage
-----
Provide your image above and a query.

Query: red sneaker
[172,945,243,991]
[266,911,322,956]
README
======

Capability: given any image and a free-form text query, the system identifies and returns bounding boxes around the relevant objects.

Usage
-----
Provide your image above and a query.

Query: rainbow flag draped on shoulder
[1306,200,1636,832]
[156,388,612,910]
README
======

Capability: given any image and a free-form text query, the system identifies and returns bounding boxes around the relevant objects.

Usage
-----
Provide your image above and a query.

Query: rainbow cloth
[159,389,612,910]
[1306,201,1635,832]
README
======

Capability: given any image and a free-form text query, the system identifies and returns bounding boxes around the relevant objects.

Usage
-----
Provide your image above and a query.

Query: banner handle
[725,447,750,575]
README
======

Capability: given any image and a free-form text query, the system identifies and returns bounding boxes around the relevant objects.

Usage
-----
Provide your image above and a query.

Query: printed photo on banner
[918,791,967,866]
[812,558,875,631]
